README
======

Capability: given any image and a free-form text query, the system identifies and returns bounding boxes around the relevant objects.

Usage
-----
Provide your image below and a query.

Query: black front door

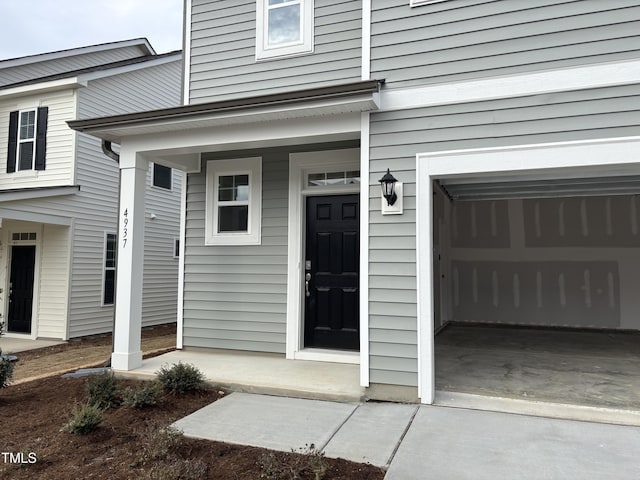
[7,245,36,334]
[305,195,359,350]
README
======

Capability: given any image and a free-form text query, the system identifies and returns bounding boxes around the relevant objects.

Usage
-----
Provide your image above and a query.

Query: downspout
[102,140,120,368]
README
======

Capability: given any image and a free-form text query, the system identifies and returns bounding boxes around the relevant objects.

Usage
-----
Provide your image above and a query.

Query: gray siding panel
[67,60,182,338]
[368,83,640,387]
[371,0,640,89]
[182,152,289,353]
[189,0,362,103]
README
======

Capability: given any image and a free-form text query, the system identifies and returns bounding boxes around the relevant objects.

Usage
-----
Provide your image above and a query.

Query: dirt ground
[9,323,177,383]
[0,326,385,479]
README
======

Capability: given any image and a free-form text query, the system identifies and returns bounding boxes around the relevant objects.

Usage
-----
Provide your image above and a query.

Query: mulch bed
[0,375,385,479]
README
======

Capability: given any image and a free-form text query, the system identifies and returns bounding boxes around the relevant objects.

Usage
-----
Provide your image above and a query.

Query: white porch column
[111,150,148,370]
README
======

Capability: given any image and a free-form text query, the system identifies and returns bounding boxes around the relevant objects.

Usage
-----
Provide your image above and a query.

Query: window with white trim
[256,0,314,60]
[103,233,117,305]
[205,157,262,245]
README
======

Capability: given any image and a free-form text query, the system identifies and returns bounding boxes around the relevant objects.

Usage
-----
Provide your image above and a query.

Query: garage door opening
[431,178,640,412]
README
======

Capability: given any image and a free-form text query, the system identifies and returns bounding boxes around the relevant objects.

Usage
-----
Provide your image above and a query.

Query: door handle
[305,273,311,297]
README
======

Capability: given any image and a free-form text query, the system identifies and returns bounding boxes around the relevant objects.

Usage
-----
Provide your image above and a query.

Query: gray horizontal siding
[371,0,640,89]
[189,0,362,103]
[367,83,640,387]
[182,152,289,353]
[67,60,182,338]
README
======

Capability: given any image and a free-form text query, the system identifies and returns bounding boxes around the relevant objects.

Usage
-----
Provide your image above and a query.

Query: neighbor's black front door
[305,195,359,350]
[7,245,36,334]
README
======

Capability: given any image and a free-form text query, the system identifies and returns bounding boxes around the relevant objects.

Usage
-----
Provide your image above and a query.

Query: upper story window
[152,163,173,190]
[6,107,48,173]
[205,157,262,245]
[256,0,314,60]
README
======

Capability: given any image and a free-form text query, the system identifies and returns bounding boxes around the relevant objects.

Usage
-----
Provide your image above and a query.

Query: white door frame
[4,224,43,340]
[416,136,640,404]
[286,148,361,364]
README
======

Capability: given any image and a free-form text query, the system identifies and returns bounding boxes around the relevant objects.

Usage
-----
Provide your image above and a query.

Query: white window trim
[102,232,117,307]
[256,0,314,60]
[17,108,37,171]
[151,162,173,191]
[205,157,262,245]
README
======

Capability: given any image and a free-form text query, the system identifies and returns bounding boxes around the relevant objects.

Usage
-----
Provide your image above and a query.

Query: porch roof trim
[68,80,384,144]
[0,185,80,203]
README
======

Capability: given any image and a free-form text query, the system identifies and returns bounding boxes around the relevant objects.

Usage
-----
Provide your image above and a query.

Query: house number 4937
[122,208,129,248]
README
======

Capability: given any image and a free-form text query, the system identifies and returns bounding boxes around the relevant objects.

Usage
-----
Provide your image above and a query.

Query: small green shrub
[123,380,163,408]
[0,356,13,389]
[63,403,103,434]
[86,371,119,409]
[258,444,327,480]
[156,362,205,394]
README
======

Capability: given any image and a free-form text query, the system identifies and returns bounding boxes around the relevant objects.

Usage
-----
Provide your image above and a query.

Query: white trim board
[286,149,361,364]
[380,58,640,112]
[182,0,192,105]
[359,112,370,386]
[361,0,371,81]
[415,136,640,404]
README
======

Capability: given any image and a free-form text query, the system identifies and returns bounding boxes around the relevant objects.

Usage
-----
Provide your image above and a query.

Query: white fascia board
[380,58,640,111]
[78,53,182,83]
[93,95,376,145]
[0,77,81,99]
[419,136,640,179]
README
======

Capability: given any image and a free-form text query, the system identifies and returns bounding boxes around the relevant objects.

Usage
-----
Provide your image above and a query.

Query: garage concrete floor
[435,324,640,411]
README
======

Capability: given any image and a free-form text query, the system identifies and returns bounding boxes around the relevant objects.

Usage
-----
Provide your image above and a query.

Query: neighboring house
[70,2,640,405]
[0,39,183,340]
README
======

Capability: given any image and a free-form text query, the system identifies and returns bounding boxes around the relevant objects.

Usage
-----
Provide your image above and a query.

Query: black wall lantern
[379,168,398,206]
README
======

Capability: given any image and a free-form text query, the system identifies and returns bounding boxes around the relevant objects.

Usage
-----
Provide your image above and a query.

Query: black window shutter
[6,110,18,173]
[34,106,48,171]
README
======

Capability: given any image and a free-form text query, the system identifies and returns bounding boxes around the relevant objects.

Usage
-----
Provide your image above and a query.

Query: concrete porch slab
[115,349,365,402]
[173,392,357,452]
[322,402,418,467]
[0,337,65,354]
[385,405,640,480]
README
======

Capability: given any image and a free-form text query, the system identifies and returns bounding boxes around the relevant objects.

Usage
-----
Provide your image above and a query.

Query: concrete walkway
[1,337,65,353]
[173,393,640,479]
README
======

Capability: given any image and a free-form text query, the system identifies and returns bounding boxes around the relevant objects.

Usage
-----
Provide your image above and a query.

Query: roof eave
[68,80,383,143]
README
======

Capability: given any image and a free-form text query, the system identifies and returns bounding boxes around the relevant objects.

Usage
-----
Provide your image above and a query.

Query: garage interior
[431,177,640,411]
